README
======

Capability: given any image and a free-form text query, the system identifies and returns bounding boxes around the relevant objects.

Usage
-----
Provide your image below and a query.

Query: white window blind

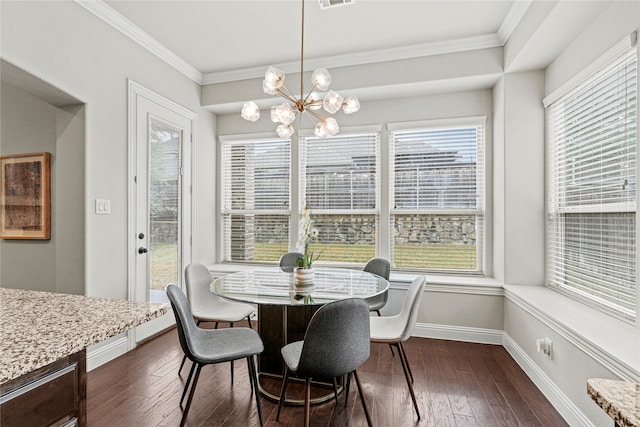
[389,119,485,273]
[300,132,379,264]
[221,138,290,263]
[547,44,637,320]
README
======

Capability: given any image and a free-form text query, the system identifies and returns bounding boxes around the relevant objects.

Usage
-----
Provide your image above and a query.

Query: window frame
[298,127,382,266]
[544,40,637,321]
[388,116,487,275]
[219,133,292,264]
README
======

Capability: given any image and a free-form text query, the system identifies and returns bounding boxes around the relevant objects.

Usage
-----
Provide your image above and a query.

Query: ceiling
[75,0,614,113]
[101,0,522,83]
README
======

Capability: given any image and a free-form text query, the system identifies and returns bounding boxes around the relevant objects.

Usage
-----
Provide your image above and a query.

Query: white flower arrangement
[295,206,320,269]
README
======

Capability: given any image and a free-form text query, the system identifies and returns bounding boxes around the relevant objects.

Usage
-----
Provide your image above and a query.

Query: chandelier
[241,0,360,138]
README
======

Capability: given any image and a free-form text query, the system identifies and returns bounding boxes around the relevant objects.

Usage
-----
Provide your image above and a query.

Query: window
[221,137,290,263]
[546,44,637,319]
[300,131,379,264]
[389,118,485,273]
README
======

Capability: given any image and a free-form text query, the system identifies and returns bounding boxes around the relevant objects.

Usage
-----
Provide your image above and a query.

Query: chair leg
[375,309,381,316]
[396,343,420,419]
[353,370,373,427]
[332,377,339,405]
[180,362,196,406]
[304,377,311,427]
[246,359,255,396]
[276,367,290,421]
[178,354,187,374]
[344,373,351,407]
[180,363,202,427]
[247,356,263,427]
[246,314,254,329]
[399,341,414,383]
[230,323,234,384]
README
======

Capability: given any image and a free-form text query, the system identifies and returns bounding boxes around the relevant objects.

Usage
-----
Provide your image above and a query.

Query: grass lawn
[148,242,478,291]
[150,243,179,290]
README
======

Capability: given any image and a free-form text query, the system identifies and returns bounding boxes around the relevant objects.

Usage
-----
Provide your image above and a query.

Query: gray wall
[0,82,85,295]
[1,0,216,301]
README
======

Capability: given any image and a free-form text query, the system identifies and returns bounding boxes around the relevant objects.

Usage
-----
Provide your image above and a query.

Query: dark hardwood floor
[87,323,568,426]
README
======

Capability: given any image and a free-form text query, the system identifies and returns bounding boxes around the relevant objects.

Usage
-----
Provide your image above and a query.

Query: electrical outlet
[536,338,553,359]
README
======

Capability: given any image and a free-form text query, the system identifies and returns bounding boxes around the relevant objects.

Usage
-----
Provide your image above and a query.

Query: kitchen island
[588,378,640,427]
[0,287,168,426]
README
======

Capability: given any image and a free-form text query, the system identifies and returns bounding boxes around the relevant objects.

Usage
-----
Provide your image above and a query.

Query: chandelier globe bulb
[343,96,361,114]
[311,68,332,91]
[323,90,344,114]
[241,101,260,122]
[276,124,295,139]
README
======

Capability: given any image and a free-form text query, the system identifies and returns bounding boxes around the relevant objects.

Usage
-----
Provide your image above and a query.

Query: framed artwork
[1,152,51,239]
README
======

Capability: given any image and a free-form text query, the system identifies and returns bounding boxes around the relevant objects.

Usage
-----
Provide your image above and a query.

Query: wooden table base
[257,304,343,405]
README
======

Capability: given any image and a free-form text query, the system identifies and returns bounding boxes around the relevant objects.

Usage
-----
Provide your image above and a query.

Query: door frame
[127,79,197,348]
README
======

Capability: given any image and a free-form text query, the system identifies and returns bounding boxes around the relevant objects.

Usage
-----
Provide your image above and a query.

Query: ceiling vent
[317,0,355,10]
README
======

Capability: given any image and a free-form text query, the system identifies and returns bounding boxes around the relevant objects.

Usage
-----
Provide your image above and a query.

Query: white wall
[500,1,640,425]
[2,1,639,425]
[1,1,216,301]
[492,71,545,285]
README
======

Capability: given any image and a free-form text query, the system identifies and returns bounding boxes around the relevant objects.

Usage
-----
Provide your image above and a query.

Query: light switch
[95,199,111,215]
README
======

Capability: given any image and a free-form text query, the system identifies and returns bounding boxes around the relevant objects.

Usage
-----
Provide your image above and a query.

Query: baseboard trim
[502,333,596,427]
[86,335,130,371]
[413,322,504,345]
[411,323,593,427]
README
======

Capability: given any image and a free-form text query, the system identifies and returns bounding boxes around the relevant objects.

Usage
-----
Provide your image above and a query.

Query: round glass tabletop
[211,267,389,306]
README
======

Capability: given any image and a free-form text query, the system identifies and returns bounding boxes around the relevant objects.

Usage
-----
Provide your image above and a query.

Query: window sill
[209,264,639,379]
[504,284,639,381]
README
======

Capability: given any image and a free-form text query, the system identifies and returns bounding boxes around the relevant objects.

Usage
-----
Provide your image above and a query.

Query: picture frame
[1,152,51,240]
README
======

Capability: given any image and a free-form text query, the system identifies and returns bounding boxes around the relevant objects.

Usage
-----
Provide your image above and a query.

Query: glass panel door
[148,118,181,304]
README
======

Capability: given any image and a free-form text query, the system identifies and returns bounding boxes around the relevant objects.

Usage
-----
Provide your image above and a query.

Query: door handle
[138,247,148,254]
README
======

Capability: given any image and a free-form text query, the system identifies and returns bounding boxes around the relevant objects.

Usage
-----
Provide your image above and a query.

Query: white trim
[497,0,533,44]
[127,79,196,348]
[502,333,596,427]
[218,132,285,143]
[425,282,503,296]
[72,0,505,87]
[86,336,129,371]
[74,0,203,84]
[413,322,503,344]
[297,124,383,138]
[412,321,598,426]
[201,34,503,85]
[504,286,640,382]
[388,116,487,132]
[127,81,197,120]
[543,31,637,108]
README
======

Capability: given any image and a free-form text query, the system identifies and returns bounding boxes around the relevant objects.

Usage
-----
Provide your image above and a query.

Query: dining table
[211,267,389,404]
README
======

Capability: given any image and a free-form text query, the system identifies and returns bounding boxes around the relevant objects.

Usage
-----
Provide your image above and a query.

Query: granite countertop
[588,378,640,427]
[0,287,168,384]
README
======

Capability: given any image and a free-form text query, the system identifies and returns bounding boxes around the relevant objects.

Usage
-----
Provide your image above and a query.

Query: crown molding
[73,0,523,87]
[74,0,203,84]
[497,0,532,44]
[201,33,502,85]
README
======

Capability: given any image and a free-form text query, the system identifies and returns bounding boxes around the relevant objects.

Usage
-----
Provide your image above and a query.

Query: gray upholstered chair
[276,298,373,427]
[369,275,426,419]
[363,257,391,315]
[178,263,255,383]
[278,251,303,272]
[166,284,264,427]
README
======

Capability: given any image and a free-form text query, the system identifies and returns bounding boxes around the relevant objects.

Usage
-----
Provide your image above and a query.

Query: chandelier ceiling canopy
[241,0,360,138]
